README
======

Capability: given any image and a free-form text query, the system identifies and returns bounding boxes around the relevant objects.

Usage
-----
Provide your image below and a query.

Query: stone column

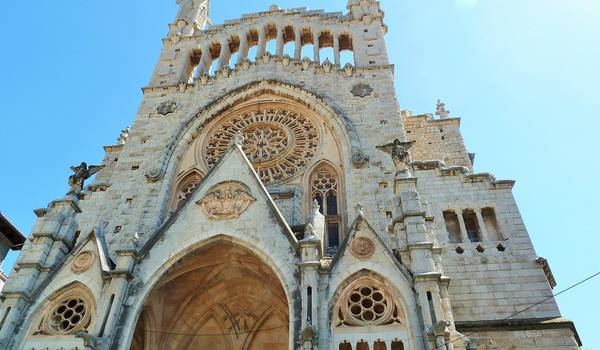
[197,45,211,73]
[238,31,249,63]
[295,27,302,60]
[456,210,469,243]
[257,26,266,58]
[217,39,231,70]
[276,25,285,56]
[333,33,341,65]
[313,30,320,63]
[475,209,490,241]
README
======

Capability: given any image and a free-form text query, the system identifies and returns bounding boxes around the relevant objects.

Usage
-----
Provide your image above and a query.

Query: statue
[436,99,450,119]
[117,126,130,145]
[377,139,415,176]
[68,162,104,196]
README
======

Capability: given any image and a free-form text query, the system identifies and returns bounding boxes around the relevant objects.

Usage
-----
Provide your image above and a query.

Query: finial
[312,199,321,215]
[355,203,364,216]
[231,131,245,147]
[435,99,450,119]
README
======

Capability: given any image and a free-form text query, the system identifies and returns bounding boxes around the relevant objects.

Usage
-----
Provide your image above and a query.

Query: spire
[171,0,210,36]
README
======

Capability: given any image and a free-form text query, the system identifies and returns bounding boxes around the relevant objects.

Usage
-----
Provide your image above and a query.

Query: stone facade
[0,1,580,349]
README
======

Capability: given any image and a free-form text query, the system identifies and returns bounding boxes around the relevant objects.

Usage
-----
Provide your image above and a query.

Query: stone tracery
[204,108,320,184]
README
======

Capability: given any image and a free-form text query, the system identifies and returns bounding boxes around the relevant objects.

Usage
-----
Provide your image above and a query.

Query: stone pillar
[276,25,285,56]
[295,27,302,60]
[313,30,320,63]
[475,209,490,241]
[333,33,341,65]
[103,249,137,348]
[456,210,469,243]
[257,26,266,58]
[238,31,249,63]
[217,39,231,70]
[197,45,211,73]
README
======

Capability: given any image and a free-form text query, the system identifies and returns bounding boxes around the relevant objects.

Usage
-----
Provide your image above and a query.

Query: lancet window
[174,172,203,209]
[311,163,341,253]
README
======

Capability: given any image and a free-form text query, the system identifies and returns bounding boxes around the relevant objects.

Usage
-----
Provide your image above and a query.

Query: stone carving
[377,139,415,176]
[38,288,94,336]
[343,63,354,77]
[68,162,104,196]
[197,181,256,219]
[205,109,320,184]
[117,126,130,145]
[157,101,178,115]
[335,277,403,327]
[435,99,450,119]
[71,250,95,273]
[351,83,373,98]
[322,58,333,73]
[350,237,375,259]
[352,149,369,167]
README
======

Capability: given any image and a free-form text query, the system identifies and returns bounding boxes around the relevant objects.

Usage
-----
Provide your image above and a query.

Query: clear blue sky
[1,0,598,347]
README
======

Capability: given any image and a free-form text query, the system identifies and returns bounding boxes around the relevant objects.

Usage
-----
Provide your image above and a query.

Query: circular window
[49,298,88,334]
[204,108,320,184]
[343,286,391,325]
[335,278,404,327]
[40,289,94,336]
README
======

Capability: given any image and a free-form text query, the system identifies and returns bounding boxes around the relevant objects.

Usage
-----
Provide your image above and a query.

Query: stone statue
[436,99,450,119]
[68,162,104,196]
[377,139,415,177]
[117,127,130,145]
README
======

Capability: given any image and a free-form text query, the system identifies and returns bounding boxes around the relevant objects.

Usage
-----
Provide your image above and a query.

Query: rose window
[204,109,320,184]
[48,298,89,334]
[335,279,403,327]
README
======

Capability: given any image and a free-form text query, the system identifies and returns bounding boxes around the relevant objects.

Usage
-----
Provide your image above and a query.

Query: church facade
[0,1,581,349]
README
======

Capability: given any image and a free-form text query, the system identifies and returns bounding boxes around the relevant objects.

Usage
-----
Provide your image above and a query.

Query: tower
[0,1,581,350]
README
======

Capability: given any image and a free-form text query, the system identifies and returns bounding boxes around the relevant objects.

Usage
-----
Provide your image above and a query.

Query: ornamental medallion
[71,250,95,273]
[350,237,375,259]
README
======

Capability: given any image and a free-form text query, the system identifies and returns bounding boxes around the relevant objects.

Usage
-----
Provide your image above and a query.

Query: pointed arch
[25,281,97,338]
[170,168,204,209]
[308,161,343,253]
[329,270,412,350]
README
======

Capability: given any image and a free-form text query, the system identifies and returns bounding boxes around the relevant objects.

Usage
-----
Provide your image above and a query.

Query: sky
[1,0,599,347]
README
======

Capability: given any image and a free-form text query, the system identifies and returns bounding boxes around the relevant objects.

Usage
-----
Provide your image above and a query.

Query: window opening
[443,210,461,243]
[462,210,481,242]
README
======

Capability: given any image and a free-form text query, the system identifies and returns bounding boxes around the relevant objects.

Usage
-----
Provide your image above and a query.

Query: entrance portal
[131,241,289,350]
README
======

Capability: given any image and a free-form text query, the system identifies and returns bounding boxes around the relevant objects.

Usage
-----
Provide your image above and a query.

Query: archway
[131,240,289,350]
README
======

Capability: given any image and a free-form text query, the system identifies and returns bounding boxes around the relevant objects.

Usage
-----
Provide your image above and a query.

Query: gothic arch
[22,281,97,341]
[169,168,204,209]
[148,80,362,222]
[327,269,423,350]
[117,235,300,350]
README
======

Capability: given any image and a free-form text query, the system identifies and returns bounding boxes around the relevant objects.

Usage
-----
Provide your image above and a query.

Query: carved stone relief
[71,250,95,273]
[350,237,375,260]
[351,83,373,98]
[157,101,178,115]
[196,181,256,219]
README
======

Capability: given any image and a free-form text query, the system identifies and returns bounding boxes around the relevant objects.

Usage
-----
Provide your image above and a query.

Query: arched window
[174,171,203,209]
[34,284,96,336]
[311,163,340,253]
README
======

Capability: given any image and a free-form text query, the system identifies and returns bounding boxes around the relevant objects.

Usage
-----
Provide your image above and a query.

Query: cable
[142,323,289,337]
[437,270,600,349]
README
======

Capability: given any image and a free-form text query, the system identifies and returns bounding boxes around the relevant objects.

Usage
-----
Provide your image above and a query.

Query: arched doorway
[131,241,289,350]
